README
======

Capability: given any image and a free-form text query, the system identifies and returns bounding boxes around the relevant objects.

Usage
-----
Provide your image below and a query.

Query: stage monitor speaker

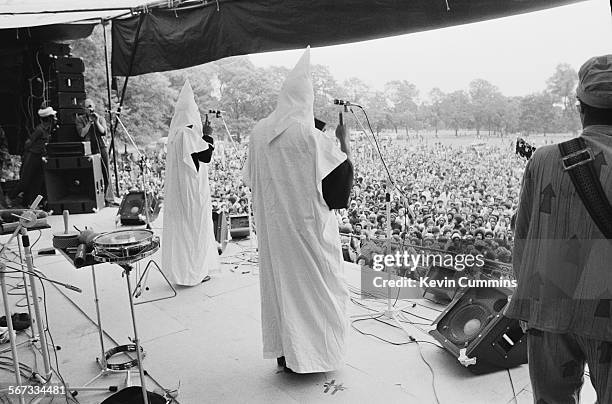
[422,265,460,302]
[229,214,250,239]
[212,210,228,252]
[118,191,160,225]
[44,154,104,214]
[429,286,527,374]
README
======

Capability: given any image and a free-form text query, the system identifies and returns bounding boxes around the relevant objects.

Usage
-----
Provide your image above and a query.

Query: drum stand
[0,197,113,403]
[114,114,176,306]
[118,262,164,404]
[77,264,137,394]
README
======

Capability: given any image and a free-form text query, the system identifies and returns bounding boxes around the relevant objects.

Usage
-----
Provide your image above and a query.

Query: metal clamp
[458,348,477,367]
[561,148,594,171]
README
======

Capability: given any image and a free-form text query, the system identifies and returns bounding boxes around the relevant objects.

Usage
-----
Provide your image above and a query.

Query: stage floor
[0,207,597,403]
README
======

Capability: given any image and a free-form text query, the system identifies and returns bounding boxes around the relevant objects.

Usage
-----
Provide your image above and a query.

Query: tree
[441,90,471,136]
[546,63,578,114]
[384,80,418,135]
[468,79,501,136]
[519,92,556,134]
[425,87,445,135]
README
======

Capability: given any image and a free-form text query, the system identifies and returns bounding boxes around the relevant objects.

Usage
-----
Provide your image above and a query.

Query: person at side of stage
[506,54,612,403]
[9,107,56,206]
[75,98,111,203]
[243,47,353,374]
[161,80,220,286]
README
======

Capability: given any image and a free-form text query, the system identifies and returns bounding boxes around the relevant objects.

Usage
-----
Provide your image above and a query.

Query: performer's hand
[203,120,213,137]
[336,122,351,160]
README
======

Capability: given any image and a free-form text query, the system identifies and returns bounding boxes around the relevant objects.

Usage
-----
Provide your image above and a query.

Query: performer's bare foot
[201,275,211,283]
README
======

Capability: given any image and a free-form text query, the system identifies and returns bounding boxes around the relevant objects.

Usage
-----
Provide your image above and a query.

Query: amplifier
[52,125,80,143]
[53,73,85,92]
[229,214,250,239]
[53,57,84,74]
[57,109,81,126]
[47,142,91,157]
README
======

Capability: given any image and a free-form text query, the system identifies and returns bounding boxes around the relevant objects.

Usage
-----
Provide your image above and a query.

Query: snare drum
[92,229,159,264]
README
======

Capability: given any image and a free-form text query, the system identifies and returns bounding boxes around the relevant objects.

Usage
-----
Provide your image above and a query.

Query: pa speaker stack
[429,287,527,374]
[40,50,104,213]
[47,56,86,143]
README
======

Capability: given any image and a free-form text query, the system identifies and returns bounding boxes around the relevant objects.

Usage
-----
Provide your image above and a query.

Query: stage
[0,207,597,403]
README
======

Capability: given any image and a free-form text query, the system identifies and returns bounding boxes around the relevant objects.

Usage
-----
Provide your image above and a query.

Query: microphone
[333,99,361,108]
[208,109,224,118]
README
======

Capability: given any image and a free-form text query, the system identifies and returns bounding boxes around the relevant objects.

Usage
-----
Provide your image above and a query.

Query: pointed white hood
[267,47,314,143]
[169,79,202,141]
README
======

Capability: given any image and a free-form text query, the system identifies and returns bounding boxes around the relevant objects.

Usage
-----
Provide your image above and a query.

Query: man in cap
[506,55,612,403]
[10,106,56,206]
[75,99,111,203]
[243,48,353,373]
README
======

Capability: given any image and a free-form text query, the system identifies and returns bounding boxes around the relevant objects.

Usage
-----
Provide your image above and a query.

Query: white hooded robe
[162,80,220,286]
[243,48,349,373]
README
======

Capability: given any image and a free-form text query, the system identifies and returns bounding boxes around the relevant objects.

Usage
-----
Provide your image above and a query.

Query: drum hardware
[91,229,176,304]
[52,210,79,248]
[0,196,110,403]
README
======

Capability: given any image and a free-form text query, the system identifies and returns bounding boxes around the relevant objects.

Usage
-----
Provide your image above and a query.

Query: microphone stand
[112,112,176,305]
[217,114,257,273]
[347,111,413,338]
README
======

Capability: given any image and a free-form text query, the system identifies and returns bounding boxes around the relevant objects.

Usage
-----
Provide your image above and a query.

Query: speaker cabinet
[53,73,85,92]
[44,154,104,214]
[57,109,81,126]
[53,57,84,74]
[53,125,80,143]
[212,210,229,252]
[52,92,86,109]
[229,214,250,239]
[47,142,91,157]
[118,191,160,225]
[422,265,460,302]
[430,287,527,374]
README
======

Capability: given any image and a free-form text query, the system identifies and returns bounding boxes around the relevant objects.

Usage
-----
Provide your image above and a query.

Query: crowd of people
[337,138,526,266]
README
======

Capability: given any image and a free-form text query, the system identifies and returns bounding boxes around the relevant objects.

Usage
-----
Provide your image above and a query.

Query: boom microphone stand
[346,109,412,337]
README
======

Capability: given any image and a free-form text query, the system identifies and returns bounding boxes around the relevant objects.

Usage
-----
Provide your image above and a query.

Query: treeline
[71,26,580,145]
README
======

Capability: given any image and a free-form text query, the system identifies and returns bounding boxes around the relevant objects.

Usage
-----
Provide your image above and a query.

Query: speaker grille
[444,301,492,346]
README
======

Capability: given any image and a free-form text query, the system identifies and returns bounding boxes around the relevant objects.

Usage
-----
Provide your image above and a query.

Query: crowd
[337,138,526,266]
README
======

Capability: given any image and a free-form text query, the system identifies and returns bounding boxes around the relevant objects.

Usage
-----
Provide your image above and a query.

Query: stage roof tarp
[0,0,158,29]
[111,0,587,77]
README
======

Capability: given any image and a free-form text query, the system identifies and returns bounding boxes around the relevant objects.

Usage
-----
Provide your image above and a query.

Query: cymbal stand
[113,112,176,304]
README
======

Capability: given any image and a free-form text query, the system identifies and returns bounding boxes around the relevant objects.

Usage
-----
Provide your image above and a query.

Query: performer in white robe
[243,48,351,373]
[162,80,219,286]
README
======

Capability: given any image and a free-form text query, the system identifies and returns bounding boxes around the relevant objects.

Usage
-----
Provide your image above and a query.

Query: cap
[38,106,57,118]
[577,54,612,109]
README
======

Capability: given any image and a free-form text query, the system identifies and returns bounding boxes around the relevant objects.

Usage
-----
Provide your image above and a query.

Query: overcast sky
[249,0,612,99]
